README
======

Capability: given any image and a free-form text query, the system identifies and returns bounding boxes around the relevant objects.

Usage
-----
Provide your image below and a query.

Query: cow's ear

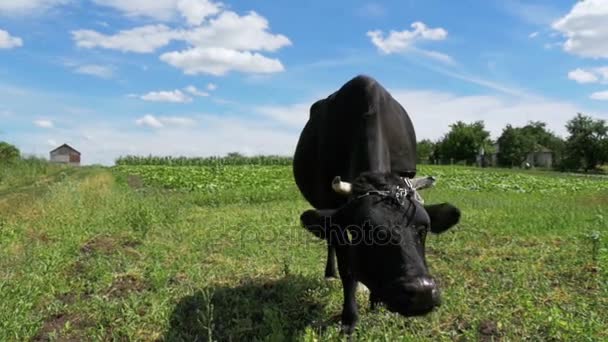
[424,203,461,234]
[300,209,338,240]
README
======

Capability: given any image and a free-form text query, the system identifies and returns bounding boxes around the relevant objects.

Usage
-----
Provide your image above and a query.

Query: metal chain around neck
[352,178,421,206]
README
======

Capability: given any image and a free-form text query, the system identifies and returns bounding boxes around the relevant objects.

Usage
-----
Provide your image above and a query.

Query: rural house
[489,143,553,168]
[50,144,81,166]
[524,146,553,169]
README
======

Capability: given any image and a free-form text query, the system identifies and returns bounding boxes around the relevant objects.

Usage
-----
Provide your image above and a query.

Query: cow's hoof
[341,323,356,336]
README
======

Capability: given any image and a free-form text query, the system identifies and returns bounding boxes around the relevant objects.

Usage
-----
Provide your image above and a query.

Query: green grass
[0,165,606,341]
[0,157,67,193]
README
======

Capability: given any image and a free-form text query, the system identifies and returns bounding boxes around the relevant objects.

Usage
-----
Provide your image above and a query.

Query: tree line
[417,113,608,172]
[115,153,293,166]
[2,112,607,173]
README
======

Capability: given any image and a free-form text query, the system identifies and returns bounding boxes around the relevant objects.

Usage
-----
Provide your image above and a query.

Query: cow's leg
[324,244,337,278]
[336,248,358,335]
[340,277,358,335]
[369,292,380,311]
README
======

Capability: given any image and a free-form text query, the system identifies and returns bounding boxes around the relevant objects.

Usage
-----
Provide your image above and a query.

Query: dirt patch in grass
[32,313,93,342]
[106,273,150,298]
[80,235,141,255]
[452,316,472,334]
[478,320,500,341]
[26,227,52,244]
[80,236,118,255]
[168,272,189,286]
[122,239,142,249]
[56,292,77,306]
[586,194,608,207]
[126,175,144,189]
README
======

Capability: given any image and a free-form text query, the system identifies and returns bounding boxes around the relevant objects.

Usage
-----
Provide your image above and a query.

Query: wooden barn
[50,144,81,166]
[524,146,553,169]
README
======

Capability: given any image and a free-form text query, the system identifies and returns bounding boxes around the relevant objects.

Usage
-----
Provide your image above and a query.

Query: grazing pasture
[0,164,606,341]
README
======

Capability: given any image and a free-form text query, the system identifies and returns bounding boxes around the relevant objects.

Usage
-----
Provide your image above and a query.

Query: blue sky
[1,0,607,165]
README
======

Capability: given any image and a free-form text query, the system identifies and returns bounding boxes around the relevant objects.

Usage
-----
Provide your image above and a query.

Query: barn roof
[533,144,552,153]
[50,143,81,155]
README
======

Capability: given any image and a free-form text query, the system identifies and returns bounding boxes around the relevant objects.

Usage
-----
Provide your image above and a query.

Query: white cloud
[177,0,222,26]
[0,0,69,14]
[74,64,114,79]
[367,22,448,55]
[552,0,608,59]
[356,3,386,18]
[135,114,164,128]
[389,90,593,140]
[416,49,455,65]
[14,86,606,166]
[501,1,561,26]
[34,119,54,128]
[256,102,311,128]
[71,8,290,75]
[567,67,608,84]
[181,11,291,52]
[135,114,198,128]
[184,85,210,97]
[568,68,599,84]
[160,47,285,76]
[92,0,221,25]
[207,83,217,91]
[597,67,608,80]
[140,89,192,103]
[0,29,23,49]
[529,31,539,39]
[419,63,530,97]
[92,0,177,21]
[158,116,197,126]
[31,114,294,165]
[253,88,602,142]
[590,91,608,101]
[72,25,178,53]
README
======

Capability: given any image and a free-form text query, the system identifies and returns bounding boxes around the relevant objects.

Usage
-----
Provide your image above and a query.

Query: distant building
[489,143,553,168]
[476,146,490,167]
[525,146,553,169]
[50,144,81,166]
[490,143,499,167]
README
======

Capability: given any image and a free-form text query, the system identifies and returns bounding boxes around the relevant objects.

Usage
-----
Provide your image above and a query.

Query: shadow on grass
[164,275,330,341]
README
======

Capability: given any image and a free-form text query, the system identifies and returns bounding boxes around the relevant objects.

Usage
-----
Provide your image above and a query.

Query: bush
[0,142,20,163]
[0,156,55,188]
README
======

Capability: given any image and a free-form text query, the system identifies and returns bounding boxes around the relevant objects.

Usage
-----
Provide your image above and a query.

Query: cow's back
[293,75,417,209]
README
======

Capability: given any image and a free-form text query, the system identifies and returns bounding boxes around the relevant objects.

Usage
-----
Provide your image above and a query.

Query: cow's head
[300,172,460,316]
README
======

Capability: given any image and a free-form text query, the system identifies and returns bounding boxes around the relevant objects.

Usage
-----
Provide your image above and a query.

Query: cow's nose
[410,277,440,309]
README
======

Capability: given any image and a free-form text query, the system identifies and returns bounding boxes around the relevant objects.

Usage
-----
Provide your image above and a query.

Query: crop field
[1,164,607,341]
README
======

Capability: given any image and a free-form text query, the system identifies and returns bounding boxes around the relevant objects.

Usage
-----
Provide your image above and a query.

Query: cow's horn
[332,176,352,195]
[410,176,437,190]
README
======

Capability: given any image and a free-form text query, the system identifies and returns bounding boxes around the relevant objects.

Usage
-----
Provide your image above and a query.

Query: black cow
[293,75,461,333]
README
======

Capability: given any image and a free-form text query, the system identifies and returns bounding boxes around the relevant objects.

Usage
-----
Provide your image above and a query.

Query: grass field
[0,164,607,341]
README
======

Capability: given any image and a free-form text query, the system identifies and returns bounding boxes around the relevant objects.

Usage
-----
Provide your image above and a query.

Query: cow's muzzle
[383,276,441,316]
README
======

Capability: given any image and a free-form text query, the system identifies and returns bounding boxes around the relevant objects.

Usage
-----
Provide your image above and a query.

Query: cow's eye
[417,225,428,237]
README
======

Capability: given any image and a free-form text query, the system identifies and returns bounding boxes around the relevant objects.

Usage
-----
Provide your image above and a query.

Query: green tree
[435,121,491,164]
[496,121,565,167]
[0,141,20,163]
[562,113,608,171]
[520,121,565,161]
[416,139,435,164]
[496,125,534,167]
